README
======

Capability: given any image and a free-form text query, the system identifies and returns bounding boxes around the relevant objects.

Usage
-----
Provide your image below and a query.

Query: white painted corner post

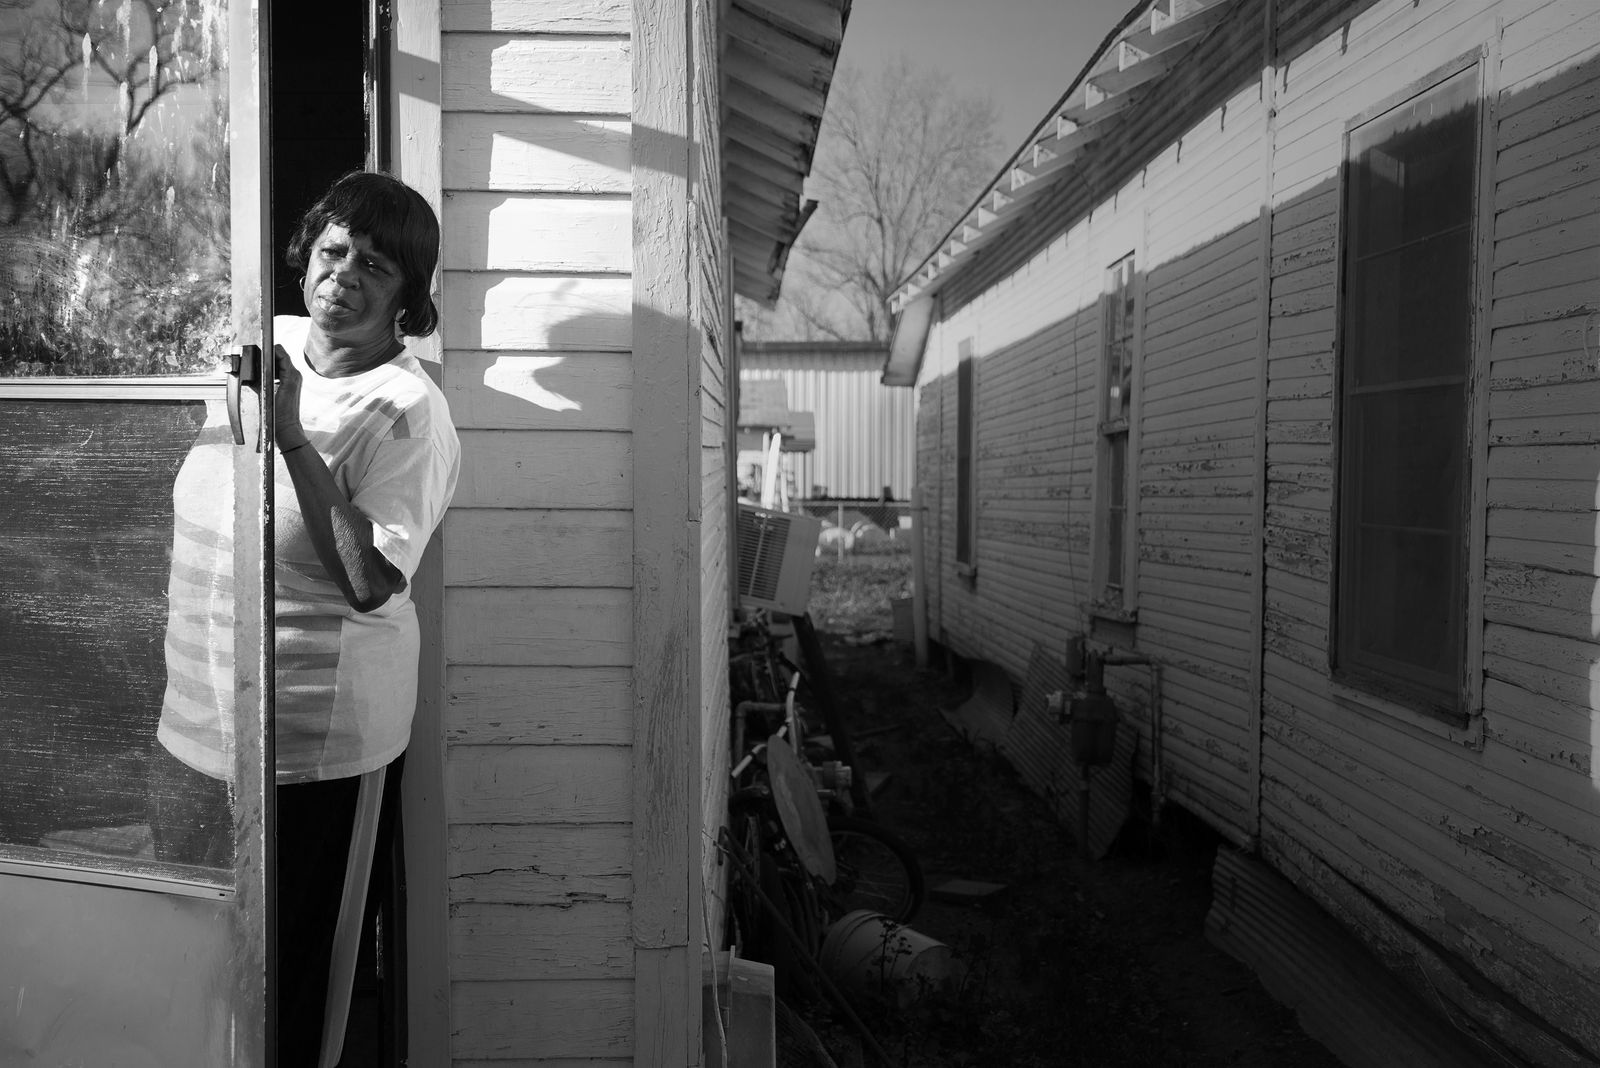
[391,0,451,1064]
[632,0,704,1063]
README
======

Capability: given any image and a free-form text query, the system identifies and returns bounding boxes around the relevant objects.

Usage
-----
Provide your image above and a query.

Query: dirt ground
[786,552,1345,1068]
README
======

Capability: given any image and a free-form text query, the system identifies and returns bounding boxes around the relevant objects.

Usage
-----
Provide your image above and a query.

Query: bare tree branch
[745,58,1000,343]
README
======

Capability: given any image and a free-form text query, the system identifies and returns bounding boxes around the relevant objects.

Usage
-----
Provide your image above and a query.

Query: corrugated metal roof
[722,0,852,305]
[739,341,912,499]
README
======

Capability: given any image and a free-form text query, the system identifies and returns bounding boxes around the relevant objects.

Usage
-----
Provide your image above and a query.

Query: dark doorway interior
[271,0,367,317]
[269,3,405,1065]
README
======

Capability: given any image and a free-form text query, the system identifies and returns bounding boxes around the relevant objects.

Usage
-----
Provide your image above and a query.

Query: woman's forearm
[279,442,405,612]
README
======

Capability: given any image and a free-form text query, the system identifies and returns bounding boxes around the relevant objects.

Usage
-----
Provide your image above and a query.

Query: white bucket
[818,910,952,1006]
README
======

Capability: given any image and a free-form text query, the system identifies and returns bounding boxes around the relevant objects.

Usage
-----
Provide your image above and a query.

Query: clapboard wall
[1257,0,1600,1062]
[911,0,1600,1061]
[915,81,1270,844]
[1134,79,1268,840]
[692,0,734,956]
[437,1,638,1061]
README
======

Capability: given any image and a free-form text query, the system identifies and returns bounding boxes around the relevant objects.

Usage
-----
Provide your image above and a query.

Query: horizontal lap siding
[693,0,731,944]
[440,3,635,1061]
[921,75,1271,842]
[929,238,1099,680]
[915,366,944,629]
[1138,84,1267,838]
[1481,9,1600,1052]
[913,1,1598,1060]
[1260,0,1600,1061]
[922,82,1272,843]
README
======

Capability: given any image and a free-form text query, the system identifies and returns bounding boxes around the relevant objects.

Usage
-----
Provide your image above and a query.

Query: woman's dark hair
[286,171,441,337]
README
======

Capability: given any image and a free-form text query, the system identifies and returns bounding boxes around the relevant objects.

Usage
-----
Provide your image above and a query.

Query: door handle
[227,344,262,448]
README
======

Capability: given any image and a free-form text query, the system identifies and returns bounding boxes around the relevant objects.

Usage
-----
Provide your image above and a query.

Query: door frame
[384,1,452,1063]
[0,0,276,1056]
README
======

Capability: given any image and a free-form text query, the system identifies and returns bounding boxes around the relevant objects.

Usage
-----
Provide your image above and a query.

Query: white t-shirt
[158,316,460,783]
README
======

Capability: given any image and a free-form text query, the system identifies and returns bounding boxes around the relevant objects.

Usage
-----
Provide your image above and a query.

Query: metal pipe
[730,701,786,780]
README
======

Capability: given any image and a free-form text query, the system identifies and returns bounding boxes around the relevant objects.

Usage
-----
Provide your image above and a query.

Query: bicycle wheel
[824,815,924,924]
[726,814,766,957]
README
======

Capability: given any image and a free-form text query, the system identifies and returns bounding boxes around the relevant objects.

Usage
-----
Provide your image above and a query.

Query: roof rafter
[726,198,796,243]
[721,0,847,302]
[726,177,800,215]
[724,46,830,119]
[735,0,846,49]
[725,8,837,85]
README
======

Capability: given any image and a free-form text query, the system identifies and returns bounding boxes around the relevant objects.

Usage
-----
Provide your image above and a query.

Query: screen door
[0,0,275,1064]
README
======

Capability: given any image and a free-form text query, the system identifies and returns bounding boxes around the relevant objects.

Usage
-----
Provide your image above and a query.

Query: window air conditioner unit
[736,503,822,615]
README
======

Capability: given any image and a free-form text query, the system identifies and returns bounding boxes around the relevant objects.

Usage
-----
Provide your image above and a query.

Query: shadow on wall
[912,47,1600,1061]
[916,56,1600,813]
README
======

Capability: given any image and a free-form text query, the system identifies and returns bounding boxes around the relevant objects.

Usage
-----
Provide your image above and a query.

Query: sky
[832,0,1137,152]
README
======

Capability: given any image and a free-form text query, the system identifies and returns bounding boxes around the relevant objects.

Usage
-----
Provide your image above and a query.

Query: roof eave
[721,0,852,305]
[882,291,934,387]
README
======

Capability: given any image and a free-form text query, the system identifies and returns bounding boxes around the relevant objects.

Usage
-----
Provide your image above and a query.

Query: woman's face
[302,222,405,348]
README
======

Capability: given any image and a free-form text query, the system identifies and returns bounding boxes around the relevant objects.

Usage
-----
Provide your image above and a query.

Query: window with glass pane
[0,0,232,377]
[1334,65,1479,711]
[1099,254,1136,601]
[0,0,237,881]
[956,339,976,568]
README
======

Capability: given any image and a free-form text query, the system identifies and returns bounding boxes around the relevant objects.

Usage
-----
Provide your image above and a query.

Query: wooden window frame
[1092,252,1139,618]
[1329,54,1488,727]
[955,337,977,577]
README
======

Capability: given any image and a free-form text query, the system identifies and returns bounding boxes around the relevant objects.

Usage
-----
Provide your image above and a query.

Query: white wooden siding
[1257,0,1600,1060]
[444,194,631,273]
[443,274,631,350]
[443,351,632,431]
[439,1,638,1061]
[450,979,633,1060]
[922,216,1100,674]
[916,86,1269,840]
[1134,84,1267,836]
[913,0,1600,1061]
[443,115,631,194]
[443,0,630,33]
[693,0,733,951]
[915,366,944,630]
[442,36,630,113]
[628,0,702,1057]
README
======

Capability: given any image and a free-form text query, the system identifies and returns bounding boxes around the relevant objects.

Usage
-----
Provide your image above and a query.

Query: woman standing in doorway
[153,171,459,1063]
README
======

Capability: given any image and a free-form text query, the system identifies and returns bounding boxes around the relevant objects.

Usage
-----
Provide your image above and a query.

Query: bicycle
[729,607,928,927]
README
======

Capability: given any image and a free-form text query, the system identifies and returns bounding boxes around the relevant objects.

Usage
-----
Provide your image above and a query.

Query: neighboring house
[409,2,849,1062]
[886,0,1599,1063]
[0,0,848,1064]
[740,340,912,500]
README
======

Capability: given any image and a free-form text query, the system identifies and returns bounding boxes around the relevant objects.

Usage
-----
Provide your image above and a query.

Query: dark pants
[149,746,401,1067]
